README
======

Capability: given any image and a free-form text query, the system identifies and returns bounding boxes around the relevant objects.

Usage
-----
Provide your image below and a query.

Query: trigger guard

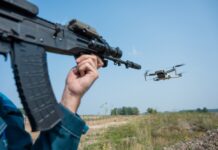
[0,52,7,61]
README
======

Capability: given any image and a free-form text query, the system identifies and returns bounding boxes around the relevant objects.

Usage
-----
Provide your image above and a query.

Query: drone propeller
[144,70,149,81]
[175,64,185,68]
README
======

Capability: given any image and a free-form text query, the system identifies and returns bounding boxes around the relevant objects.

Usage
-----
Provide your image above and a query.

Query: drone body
[144,64,184,81]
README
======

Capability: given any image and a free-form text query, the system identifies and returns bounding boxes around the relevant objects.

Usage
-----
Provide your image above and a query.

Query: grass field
[79,112,218,150]
[25,112,218,149]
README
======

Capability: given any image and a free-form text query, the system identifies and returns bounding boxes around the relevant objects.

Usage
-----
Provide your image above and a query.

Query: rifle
[0,0,141,131]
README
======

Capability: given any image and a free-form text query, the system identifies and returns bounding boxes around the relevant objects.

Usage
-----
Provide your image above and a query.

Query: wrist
[61,87,82,113]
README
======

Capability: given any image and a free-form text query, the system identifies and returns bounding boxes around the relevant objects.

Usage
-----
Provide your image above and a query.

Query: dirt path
[89,121,127,129]
[84,116,135,130]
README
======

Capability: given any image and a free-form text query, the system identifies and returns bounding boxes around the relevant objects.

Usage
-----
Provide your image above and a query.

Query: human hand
[61,55,104,113]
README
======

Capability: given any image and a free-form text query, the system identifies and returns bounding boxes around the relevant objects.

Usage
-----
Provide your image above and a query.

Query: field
[26,112,218,150]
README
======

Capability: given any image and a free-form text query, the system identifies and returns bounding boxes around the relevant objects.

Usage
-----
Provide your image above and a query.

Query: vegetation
[147,107,158,114]
[196,107,208,113]
[80,112,218,150]
[180,107,209,113]
[111,107,139,115]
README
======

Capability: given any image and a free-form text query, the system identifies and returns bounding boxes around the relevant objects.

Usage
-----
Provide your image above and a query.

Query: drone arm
[166,68,175,73]
[148,73,156,76]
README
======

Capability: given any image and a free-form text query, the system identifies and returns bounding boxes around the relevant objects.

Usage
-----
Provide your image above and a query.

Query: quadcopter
[144,64,185,81]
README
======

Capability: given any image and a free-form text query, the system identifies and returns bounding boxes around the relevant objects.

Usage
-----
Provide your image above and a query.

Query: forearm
[60,55,103,114]
[61,86,82,113]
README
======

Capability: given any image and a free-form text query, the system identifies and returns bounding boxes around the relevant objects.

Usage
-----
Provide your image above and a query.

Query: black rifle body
[0,0,141,131]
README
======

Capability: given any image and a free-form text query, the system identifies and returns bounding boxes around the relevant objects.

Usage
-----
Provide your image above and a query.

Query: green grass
[80,112,218,150]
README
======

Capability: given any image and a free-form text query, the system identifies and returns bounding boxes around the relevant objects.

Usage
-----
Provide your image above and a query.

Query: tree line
[111,107,139,115]
[110,106,210,116]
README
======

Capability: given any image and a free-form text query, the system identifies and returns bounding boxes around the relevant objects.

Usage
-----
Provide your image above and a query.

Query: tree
[132,107,139,115]
[126,107,133,115]
[202,107,208,113]
[147,107,157,114]
[111,108,117,115]
[196,107,208,113]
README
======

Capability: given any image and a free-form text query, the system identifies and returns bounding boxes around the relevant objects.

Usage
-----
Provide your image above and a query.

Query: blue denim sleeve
[33,104,89,150]
[0,93,33,150]
[0,93,89,150]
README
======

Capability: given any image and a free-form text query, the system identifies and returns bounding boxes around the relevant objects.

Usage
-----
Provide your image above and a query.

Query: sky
[0,0,218,115]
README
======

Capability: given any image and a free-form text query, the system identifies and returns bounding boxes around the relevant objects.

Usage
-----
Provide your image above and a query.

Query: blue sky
[0,0,218,114]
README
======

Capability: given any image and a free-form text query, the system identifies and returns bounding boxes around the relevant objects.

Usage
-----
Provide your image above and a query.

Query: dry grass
[25,113,218,150]
[79,112,218,150]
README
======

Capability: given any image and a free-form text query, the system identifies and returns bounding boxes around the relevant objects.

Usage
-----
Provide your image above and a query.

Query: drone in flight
[144,64,185,81]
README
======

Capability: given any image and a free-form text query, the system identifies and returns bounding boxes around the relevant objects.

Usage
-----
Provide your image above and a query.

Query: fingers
[76,55,104,69]
[77,58,97,70]
[78,61,98,78]
[96,56,104,68]
[75,55,103,77]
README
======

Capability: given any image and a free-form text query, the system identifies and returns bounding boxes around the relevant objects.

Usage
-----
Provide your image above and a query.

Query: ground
[164,129,218,150]
[25,113,218,150]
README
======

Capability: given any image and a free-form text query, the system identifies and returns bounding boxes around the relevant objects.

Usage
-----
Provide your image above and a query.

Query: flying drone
[144,64,185,81]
